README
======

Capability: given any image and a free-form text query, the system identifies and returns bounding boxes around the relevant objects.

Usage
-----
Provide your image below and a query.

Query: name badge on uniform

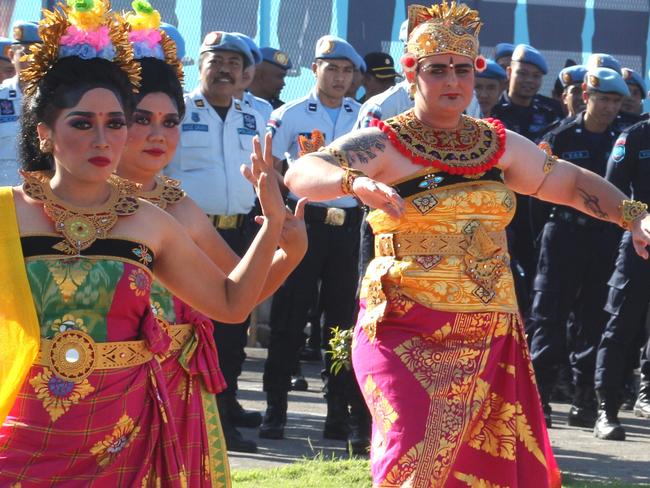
[238,127,257,135]
[561,150,589,160]
[195,99,205,107]
[243,113,257,131]
[182,123,209,132]
[343,104,353,113]
[639,150,650,159]
[0,99,14,115]
[308,103,317,112]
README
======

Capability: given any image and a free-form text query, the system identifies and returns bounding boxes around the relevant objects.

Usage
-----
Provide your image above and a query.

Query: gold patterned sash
[375,230,507,258]
[35,323,194,382]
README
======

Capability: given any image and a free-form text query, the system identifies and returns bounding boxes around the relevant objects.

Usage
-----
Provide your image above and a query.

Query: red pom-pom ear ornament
[474,55,487,73]
[400,53,418,83]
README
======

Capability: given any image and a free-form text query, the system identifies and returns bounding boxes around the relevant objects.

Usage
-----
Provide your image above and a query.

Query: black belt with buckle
[287,200,361,227]
[549,208,606,229]
[207,214,246,230]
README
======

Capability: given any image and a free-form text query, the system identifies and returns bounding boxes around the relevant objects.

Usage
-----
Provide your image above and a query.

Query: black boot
[567,385,597,428]
[222,393,262,428]
[217,395,258,453]
[633,374,650,419]
[290,364,308,391]
[323,393,350,440]
[348,407,371,456]
[594,390,625,441]
[259,390,288,439]
[537,385,553,428]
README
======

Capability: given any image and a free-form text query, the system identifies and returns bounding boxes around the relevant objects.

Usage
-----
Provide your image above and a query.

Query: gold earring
[409,82,417,99]
[39,138,53,153]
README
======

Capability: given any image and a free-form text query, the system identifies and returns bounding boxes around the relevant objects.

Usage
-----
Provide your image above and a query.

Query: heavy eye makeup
[133,109,180,128]
[65,111,126,130]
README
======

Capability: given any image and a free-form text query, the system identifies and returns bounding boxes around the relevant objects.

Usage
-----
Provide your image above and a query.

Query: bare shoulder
[165,195,212,240]
[12,185,53,233]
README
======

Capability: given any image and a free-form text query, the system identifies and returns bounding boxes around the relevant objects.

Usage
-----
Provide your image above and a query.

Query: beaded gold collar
[372,110,506,175]
[21,170,140,254]
[138,175,186,209]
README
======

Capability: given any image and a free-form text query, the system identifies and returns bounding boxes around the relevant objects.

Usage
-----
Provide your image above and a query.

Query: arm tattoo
[577,187,608,219]
[339,132,388,165]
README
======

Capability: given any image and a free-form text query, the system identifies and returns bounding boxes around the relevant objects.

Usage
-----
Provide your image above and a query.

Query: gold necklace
[138,175,186,209]
[21,170,140,254]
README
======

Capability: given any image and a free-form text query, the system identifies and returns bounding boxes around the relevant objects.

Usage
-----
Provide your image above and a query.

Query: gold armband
[542,153,558,175]
[341,167,365,197]
[619,199,648,230]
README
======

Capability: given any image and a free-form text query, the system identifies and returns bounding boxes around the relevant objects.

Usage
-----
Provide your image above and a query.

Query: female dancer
[114,4,307,485]
[282,2,650,487]
[0,1,288,485]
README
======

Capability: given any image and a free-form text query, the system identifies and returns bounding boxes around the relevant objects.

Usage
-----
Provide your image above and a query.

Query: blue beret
[200,31,254,68]
[314,35,362,70]
[11,20,41,44]
[585,67,630,97]
[511,44,548,74]
[0,38,12,62]
[260,47,292,70]
[587,53,621,74]
[495,43,514,61]
[476,59,507,81]
[559,65,587,88]
[232,33,262,65]
[159,23,185,61]
[622,68,646,98]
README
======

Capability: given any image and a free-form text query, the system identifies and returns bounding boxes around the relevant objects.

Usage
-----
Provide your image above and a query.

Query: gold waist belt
[36,323,194,382]
[375,230,508,258]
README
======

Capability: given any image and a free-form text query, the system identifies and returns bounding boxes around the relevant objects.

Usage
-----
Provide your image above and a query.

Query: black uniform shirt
[492,92,562,142]
[606,119,650,205]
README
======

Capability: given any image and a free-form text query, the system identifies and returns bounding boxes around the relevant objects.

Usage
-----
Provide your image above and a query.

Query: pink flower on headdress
[60,25,111,51]
[128,29,162,49]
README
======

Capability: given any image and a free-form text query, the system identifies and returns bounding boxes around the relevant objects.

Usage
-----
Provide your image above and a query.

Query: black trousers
[595,232,650,392]
[214,219,255,396]
[528,221,618,394]
[263,218,360,395]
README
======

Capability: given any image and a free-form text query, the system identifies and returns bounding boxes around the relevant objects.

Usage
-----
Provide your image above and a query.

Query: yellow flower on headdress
[125,0,162,31]
[66,0,109,32]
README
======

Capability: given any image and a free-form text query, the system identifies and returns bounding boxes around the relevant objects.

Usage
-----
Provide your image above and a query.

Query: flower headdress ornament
[125,0,184,84]
[400,1,486,80]
[21,0,141,96]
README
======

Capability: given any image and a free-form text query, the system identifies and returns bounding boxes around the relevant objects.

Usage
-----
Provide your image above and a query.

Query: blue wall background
[3,0,649,106]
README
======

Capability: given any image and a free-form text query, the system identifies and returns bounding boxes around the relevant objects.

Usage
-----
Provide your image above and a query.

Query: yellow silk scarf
[0,187,40,425]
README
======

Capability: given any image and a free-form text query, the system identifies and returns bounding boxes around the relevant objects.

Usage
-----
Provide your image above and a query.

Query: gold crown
[406,1,482,60]
[20,1,141,97]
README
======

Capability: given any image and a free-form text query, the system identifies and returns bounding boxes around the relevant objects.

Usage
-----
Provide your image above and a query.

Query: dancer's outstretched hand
[631,214,650,259]
[352,176,405,219]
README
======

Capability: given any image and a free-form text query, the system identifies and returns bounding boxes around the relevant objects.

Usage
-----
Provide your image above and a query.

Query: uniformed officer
[260,35,365,448]
[232,33,274,123]
[618,68,648,128]
[0,21,41,187]
[0,38,15,83]
[491,44,563,313]
[494,42,514,70]
[249,47,292,109]
[559,65,587,119]
[164,31,264,453]
[346,52,366,100]
[360,52,400,103]
[474,59,507,117]
[594,80,650,439]
[528,68,629,428]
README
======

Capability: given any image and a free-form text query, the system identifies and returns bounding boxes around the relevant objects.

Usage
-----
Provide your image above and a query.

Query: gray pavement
[230,348,650,485]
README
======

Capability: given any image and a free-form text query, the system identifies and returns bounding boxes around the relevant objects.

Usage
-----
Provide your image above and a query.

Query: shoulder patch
[611,142,626,163]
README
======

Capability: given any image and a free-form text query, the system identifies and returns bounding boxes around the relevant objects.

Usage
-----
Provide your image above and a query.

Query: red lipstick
[88,156,111,167]
[143,148,166,157]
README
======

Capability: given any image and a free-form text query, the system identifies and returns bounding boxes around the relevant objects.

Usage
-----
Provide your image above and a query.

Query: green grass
[231,456,648,488]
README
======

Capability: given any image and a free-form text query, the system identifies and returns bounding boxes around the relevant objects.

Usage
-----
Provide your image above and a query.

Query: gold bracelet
[341,167,365,197]
[619,199,648,230]
[318,147,350,168]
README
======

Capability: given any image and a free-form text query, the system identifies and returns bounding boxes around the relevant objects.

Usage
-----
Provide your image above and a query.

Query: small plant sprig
[327,326,353,375]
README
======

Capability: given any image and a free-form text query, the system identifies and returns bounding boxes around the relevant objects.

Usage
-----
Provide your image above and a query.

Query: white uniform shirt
[165,88,263,215]
[241,91,273,124]
[355,79,482,129]
[268,87,360,208]
[0,76,22,186]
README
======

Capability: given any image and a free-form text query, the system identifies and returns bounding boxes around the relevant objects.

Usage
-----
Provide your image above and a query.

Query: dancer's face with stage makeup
[415,54,475,120]
[120,92,180,181]
[37,87,128,184]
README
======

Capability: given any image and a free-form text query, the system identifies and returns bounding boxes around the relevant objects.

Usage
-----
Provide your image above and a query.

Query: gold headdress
[124,0,184,84]
[406,1,482,60]
[20,0,141,97]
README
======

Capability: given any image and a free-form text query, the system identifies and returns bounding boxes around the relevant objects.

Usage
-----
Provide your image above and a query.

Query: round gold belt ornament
[48,330,97,381]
